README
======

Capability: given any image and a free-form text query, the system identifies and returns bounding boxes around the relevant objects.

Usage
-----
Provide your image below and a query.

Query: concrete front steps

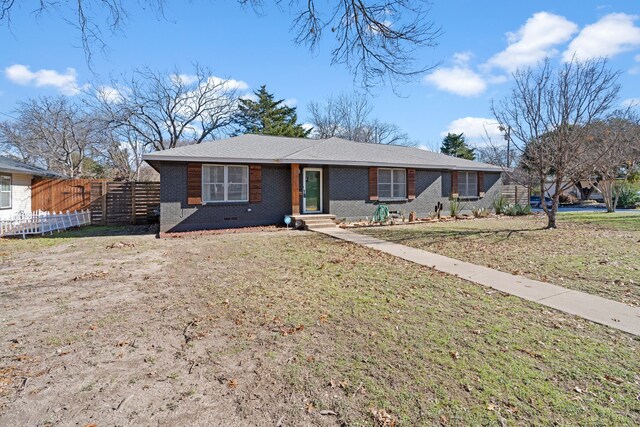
[290,214,337,230]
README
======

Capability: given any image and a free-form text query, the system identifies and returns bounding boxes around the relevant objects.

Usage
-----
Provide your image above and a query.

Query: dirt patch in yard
[1,230,639,426]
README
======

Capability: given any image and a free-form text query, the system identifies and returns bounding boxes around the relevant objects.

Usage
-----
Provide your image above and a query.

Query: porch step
[290,214,337,231]
[305,221,338,231]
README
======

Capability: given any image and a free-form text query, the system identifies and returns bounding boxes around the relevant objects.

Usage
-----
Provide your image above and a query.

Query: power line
[0,111,17,120]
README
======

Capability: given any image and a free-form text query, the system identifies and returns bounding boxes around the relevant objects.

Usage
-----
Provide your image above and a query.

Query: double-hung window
[0,174,10,209]
[202,165,248,203]
[458,171,478,197]
[378,168,406,200]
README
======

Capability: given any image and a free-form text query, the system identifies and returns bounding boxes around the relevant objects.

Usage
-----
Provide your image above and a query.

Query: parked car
[530,196,553,209]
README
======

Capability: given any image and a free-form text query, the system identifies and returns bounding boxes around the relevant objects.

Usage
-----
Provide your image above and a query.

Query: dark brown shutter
[187,163,202,205]
[407,168,416,200]
[249,165,262,203]
[477,171,485,197]
[369,167,378,201]
[451,171,458,197]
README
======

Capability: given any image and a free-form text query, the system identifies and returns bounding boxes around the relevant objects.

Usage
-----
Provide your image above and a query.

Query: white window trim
[378,168,407,200]
[0,174,11,210]
[201,164,249,203]
[458,171,478,198]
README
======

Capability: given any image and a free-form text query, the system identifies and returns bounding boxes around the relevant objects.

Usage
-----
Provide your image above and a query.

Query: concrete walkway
[315,227,640,336]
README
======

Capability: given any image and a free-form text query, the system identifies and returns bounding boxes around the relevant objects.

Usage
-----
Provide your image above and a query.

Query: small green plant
[503,203,532,216]
[615,183,640,209]
[449,198,465,218]
[471,206,489,218]
[492,196,508,215]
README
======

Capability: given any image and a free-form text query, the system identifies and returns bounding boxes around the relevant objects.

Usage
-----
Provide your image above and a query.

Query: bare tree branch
[0,0,439,87]
[492,57,622,228]
[308,92,416,146]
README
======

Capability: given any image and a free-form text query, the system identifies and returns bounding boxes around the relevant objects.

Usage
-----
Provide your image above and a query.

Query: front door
[303,168,322,213]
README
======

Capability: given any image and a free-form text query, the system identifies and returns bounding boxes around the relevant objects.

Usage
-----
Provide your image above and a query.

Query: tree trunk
[546,178,562,229]
[546,196,559,229]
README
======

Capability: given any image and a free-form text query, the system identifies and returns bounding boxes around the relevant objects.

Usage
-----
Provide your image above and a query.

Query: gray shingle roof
[143,134,503,172]
[0,156,58,177]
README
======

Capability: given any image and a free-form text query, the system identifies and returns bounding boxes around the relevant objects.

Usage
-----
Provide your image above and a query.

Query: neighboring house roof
[0,156,60,177]
[143,134,503,172]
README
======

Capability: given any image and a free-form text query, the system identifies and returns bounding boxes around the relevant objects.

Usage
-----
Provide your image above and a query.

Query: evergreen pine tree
[440,132,476,160]
[233,85,311,138]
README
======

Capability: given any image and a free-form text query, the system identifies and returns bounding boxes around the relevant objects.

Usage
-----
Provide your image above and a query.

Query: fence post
[101,181,108,226]
[131,182,136,225]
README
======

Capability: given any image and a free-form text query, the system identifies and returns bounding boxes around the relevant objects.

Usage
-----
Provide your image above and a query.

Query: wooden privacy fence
[90,181,160,225]
[502,184,530,205]
[31,179,99,212]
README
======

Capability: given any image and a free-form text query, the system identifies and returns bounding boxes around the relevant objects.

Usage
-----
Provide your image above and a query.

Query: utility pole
[499,125,511,168]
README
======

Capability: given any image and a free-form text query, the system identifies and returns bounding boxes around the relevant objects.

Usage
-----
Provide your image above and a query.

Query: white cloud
[442,117,504,146]
[284,98,298,107]
[486,12,578,72]
[170,73,249,91]
[424,59,487,97]
[97,85,124,103]
[5,64,83,95]
[622,98,640,107]
[452,51,473,64]
[564,13,640,61]
[240,92,258,101]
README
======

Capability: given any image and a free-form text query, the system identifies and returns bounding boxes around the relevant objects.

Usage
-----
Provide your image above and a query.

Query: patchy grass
[558,212,640,232]
[355,213,640,306]
[0,230,639,426]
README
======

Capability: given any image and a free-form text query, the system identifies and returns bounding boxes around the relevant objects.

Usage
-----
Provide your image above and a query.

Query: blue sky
[1,0,639,150]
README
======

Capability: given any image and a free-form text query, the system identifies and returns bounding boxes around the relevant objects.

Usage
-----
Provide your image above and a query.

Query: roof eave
[142,155,503,172]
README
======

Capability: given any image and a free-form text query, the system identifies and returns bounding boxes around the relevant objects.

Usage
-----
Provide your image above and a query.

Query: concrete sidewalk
[315,227,640,336]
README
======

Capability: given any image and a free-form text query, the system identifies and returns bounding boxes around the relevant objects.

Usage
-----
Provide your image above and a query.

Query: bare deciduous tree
[492,57,621,228]
[0,96,98,177]
[94,65,240,152]
[584,114,640,212]
[308,93,416,146]
[0,1,439,87]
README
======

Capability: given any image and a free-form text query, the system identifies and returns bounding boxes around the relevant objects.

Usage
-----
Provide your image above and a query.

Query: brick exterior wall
[159,162,290,232]
[157,162,502,231]
[326,166,500,221]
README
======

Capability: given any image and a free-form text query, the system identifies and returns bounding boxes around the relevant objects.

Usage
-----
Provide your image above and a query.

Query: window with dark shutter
[187,163,202,205]
[249,165,262,203]
[451,171,458,198]
[369,167,378,201]
[407,169,416,200]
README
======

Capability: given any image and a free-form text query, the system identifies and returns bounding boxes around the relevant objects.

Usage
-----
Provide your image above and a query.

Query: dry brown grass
[0,227,639,425]
[356,213,640,306]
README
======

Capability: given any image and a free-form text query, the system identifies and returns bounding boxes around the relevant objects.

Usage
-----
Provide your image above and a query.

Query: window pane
[204,183,224,201]
[393,169,406,184]
[203,166,224,184]
[378,183,392,199]
[227,183,247,201]
[0,176,9,192]
[467,172,477,196]
[228,166,247,184]
[378,169,391,184]
[392,183,406,198]
[0,191,9,208]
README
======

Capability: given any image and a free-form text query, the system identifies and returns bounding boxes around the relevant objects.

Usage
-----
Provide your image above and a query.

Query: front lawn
[355,213,640,306]
[1,229,639,425]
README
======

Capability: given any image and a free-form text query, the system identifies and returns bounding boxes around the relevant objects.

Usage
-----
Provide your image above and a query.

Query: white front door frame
[302,167,323,213]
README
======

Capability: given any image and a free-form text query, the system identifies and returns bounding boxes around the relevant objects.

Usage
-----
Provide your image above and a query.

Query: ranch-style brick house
[143,134,503,232]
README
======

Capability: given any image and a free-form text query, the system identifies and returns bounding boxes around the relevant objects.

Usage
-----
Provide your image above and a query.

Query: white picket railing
[0,210,91,238]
